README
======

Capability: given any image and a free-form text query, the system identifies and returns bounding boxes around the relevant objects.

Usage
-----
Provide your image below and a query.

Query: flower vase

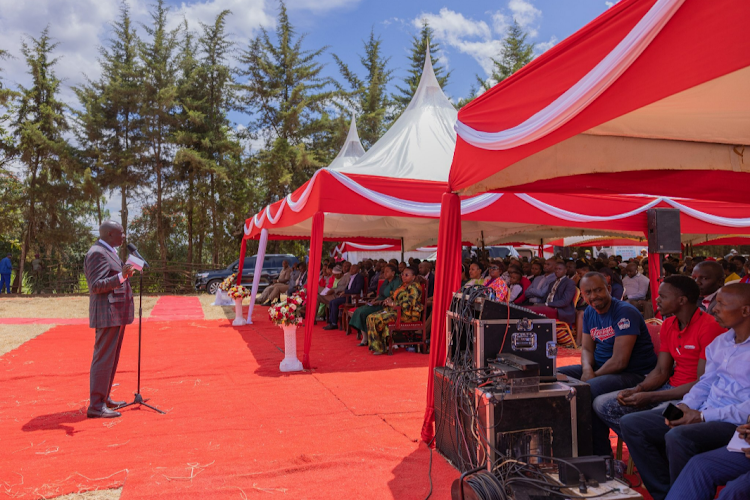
[232,297,247,326]
[279,324,303,372]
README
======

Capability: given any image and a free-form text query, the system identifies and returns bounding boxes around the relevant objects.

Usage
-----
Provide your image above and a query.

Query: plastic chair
[555,288,580,348]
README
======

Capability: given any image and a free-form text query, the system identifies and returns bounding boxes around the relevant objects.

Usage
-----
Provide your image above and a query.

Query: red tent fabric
[449,0,750,203]
[695,236,750,246]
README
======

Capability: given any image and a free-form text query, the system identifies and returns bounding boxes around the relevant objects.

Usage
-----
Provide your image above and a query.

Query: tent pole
[422,193,462,443]
[647,252,662,319]
[481,231,485,259]
[401,237,405,264]
[302,212,325,369]
[236,238,248,281]
[246,229,268,324]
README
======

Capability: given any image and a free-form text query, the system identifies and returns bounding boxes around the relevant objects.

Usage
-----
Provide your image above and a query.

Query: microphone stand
[119,266,165,414]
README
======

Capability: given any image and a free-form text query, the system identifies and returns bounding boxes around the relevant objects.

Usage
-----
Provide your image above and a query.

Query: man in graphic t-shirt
[558,272,657,456]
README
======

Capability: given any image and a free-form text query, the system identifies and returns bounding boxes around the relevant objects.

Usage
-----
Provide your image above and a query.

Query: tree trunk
[210,172,218,265]
[187,170,194,264]
[17,157,40,294]
[120,185,128,261]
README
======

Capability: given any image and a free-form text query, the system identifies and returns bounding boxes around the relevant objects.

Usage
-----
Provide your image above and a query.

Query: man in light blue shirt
[525,259,556,304]
[620,284,750,500]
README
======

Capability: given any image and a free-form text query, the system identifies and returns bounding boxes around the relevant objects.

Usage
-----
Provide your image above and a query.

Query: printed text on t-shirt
[590,326,615,342]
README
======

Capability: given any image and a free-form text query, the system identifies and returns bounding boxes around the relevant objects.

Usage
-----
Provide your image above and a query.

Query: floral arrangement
[268,289,307,327]
[219,273,237,292]
[227,284,251,299]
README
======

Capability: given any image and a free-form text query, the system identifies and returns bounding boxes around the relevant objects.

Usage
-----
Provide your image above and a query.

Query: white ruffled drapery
[454,0,686,150]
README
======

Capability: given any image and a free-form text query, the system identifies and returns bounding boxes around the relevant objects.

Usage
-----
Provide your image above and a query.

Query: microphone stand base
[119,393,166,414]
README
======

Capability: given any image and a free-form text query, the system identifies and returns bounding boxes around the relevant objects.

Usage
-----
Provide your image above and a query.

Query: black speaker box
[647,208,681,254]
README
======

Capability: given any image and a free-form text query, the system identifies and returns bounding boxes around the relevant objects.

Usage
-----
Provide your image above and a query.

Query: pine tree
[139,0,181,261]
[12,28,89,291]
[237,1,339,205]
[481,19,534,91]
[75,1,144,259]
[0,48,19,168]
[174,10,239,264]
[333,29,393,149]
[392,20,450,113]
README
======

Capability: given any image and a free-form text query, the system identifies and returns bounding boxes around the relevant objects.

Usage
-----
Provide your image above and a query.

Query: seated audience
[666,422,750,500]
[287,262,307,295]
[722,259,741,284]
[529,261,576,323]
[527,260,543,282]
[366,261,383,296]
[593,276,725,440]
[366,267,423,355]
[323,264,364,331]
[259,259,293,305]
[317,264,350,319]
[508,267,531,305]
[741,259,750,284]
[600,266,624,301]
[350,264,401,341]
[565,259,577,279]
[559,272,657,456]
[621,283,750,500]
[525,259,555,304]
[464,262,485,287]
[398,261,407,274]
[623,262,651,310]
[692,261,724,314]
[418,261,435,298]
[484,261,509,301]
[521,260,532,278]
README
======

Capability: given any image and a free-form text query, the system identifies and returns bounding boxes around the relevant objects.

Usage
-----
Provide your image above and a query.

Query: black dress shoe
[106,398,126,409]
[322,324,337,330]
[358,341,368,347]
[87,407,122,419]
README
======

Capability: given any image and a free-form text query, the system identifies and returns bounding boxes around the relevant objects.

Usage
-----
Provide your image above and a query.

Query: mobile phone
[662,403,684,421]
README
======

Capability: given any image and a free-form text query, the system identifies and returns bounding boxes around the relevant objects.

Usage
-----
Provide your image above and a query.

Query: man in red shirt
[593,275,725,439]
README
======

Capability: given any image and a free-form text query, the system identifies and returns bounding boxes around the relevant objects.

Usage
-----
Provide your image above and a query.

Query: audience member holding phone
[620,284,750,500]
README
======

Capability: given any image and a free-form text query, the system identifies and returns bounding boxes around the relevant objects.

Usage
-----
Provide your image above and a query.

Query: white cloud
[412,0,546,76]
[535,35,557,56]
[605,1,620,7]
[172,0,272,40]
[285,0,361,12]
[508,0,541,37]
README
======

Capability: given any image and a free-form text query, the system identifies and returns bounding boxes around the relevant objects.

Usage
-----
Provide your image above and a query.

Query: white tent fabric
[326,115,366,171]
[333,47,457,182]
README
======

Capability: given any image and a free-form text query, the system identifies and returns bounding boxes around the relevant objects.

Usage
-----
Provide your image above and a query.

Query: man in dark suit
[84,221,135,419]
[529,261,577,324]
[323,263,364,330]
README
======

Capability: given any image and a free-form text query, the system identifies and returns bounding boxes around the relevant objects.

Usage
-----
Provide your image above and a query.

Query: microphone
[127,243,150,268]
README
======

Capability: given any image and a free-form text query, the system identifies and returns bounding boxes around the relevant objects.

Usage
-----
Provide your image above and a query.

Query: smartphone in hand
[662,403,684,421]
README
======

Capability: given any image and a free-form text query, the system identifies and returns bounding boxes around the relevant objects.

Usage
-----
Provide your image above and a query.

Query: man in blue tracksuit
[0,253,13,293]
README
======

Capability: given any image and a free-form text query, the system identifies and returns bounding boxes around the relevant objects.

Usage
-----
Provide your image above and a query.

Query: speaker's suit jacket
[84,242,134,328]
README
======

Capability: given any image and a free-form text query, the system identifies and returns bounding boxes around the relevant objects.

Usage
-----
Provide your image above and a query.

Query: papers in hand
[127,254,145,272]
[727,430,749,453]
[320,287,331,295]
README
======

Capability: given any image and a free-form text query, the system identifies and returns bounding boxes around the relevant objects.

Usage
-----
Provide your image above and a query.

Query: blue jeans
[0,273,10,293]
[666,447,750,500]
[620,407,737,500]
[558,365,645,456]
[593,383,674,437]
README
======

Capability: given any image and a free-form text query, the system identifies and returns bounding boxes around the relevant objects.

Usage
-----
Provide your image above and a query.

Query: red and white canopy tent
[693,235,750,247]
[423,0,750,442]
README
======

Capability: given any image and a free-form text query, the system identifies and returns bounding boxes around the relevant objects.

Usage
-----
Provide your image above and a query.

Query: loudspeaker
[647,208,681,254]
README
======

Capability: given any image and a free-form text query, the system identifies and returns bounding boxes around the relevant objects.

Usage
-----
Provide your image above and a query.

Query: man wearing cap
[0,253,12,294]
[317,264,351,320]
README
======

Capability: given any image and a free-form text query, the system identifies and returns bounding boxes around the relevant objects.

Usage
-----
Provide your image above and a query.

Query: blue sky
[0,0,616,220]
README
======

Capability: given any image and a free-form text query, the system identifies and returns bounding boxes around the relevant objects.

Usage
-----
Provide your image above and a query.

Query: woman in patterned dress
[484,261,509,302]
[366,267,423,355]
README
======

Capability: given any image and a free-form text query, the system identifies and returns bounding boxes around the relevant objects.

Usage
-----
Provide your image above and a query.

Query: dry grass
[0,324,54,356]
[198,292,265,320]
[0,296,160,319]
[50,488,122,500]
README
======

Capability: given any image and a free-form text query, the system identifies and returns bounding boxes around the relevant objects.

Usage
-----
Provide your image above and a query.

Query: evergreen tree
[0,48,19,168]
[481,19,534,91]
[75,1,144,258]
[139,0,181,261]
[333,29,393,149]
[237,1,339,205]
[12,28,90,291]
[174,10,239,264]
[392,20,450,113]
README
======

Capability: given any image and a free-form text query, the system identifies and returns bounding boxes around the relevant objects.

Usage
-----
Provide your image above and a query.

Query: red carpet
[0,309,457,499]
[148,296,204,321]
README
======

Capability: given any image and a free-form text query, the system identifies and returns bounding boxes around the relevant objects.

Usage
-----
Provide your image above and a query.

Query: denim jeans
[593,383,674,437]
[557,365,645,456]
[620,407,737,500]
[666,447,750,500]
[0,273,10,293]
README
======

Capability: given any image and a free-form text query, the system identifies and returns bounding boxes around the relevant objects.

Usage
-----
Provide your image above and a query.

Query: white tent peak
[327,114,366,171]
[333,45,457,182]
[405,44,450,113]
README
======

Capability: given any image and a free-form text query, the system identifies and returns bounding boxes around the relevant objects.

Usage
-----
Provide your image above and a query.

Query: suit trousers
[90,324,126,411]
[620,407,737,500]
[666,447,750,500]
